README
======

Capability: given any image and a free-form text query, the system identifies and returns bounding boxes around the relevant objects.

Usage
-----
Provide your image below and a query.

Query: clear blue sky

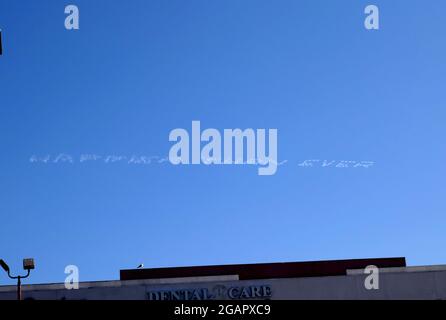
[1,0,445,285]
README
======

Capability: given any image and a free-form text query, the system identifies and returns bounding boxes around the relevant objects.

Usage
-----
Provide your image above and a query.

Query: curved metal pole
[8,269,30,279]
[7,270,30,300]
[17,276,21,300]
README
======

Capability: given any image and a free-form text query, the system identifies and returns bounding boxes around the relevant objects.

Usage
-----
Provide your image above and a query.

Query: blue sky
[0,0,445,284]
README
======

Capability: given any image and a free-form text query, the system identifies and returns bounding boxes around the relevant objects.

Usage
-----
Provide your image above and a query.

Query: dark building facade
[1,257,446,300]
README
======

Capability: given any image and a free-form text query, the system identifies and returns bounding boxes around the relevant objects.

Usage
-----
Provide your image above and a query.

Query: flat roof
[120,257,406,281]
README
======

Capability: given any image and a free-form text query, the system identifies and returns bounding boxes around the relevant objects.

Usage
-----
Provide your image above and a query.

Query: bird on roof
[137,264,144,269]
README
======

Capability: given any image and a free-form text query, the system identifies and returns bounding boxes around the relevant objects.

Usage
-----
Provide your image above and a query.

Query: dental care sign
[147,284,272,300]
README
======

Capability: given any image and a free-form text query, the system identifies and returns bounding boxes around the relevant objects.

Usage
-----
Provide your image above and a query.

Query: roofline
[120,257,406,281]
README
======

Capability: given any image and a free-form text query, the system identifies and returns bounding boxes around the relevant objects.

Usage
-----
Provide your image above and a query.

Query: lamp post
[0,29,3,55]
[0,258,35,300]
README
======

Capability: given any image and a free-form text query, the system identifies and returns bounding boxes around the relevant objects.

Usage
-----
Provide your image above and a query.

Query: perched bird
[137,264,144,269]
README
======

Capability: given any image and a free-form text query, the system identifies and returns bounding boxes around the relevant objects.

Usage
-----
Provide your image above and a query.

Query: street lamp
[0,258,35,300]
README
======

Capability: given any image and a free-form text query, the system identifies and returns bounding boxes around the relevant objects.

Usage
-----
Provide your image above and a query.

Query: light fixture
[23,258,35,271]
[0,259,9,273]
[0,258,35,300]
